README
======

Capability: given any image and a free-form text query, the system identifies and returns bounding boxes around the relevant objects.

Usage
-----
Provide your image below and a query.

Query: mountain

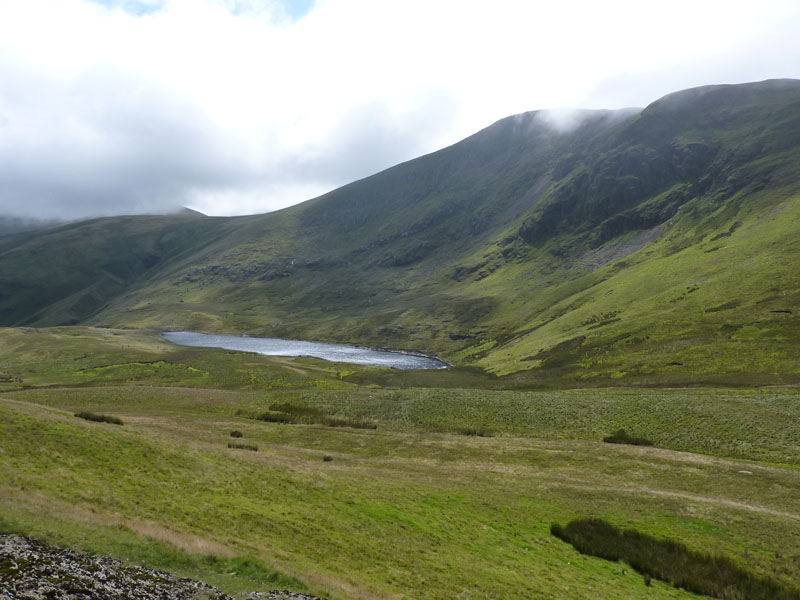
[1,79,799,384]
[0,216,63,236]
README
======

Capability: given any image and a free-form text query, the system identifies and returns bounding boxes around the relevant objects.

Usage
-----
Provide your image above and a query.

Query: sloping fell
[1,79,799,383]
[0,210,230,326]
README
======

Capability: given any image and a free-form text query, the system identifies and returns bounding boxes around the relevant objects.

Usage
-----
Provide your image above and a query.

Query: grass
[2,378,800,598]
[0,327,353,392]
[551,518,800,599]
[1,328,800,598]
[3,326,800,465]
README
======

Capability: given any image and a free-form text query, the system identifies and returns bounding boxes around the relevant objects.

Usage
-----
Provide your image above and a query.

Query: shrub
[603,429,653,446]
[228,442,258,452]
[551,518,800,600]
[323,417,377,430]
[323,455,333,462]
[456,426,494,437]
[269,402,323,417]
[254,411,292,424]
[75,411,123,425]
[230,430,243,438]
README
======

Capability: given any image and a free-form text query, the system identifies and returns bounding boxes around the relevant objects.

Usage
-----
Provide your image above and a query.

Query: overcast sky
[1,0,799,219]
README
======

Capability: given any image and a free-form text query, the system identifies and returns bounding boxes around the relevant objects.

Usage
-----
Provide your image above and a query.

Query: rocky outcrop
[0,534,324,600]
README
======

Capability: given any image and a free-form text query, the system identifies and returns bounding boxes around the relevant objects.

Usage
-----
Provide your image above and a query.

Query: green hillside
[2,79,800,383]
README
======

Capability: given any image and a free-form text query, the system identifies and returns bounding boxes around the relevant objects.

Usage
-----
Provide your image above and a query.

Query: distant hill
[1,79,799,384]
[0,216,63,236]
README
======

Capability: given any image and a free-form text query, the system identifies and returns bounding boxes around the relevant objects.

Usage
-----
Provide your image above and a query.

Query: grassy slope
[469,187,800,380]
[0,210,244,326]
[1,327,799,599]
[1,81,799,385]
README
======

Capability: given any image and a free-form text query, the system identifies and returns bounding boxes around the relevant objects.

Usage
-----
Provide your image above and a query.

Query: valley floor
[1,327,799,599]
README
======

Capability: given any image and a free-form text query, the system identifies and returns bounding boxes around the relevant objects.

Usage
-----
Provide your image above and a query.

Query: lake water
[162,331,449,370]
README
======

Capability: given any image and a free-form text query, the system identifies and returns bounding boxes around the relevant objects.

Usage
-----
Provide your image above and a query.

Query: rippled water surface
[162,331,449,370]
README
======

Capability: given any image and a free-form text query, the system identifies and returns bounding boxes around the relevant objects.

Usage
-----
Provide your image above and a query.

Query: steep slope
[0,210,236,326]
[88,106,640,337]
[1,79,799,382]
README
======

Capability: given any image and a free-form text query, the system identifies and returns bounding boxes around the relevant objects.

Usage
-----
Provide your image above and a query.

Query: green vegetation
[75,411,124,425]
[603,429,653,446]
[1,327,799,599]
[227,442,258,451]
[551,518,800,599]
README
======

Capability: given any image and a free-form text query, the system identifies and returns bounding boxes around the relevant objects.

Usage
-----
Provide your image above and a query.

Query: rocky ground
[0,534,325,600]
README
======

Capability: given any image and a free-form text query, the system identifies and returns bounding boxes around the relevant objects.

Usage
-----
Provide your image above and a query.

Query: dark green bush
[551,518,800,600]
[75,411,123,425]
[603,429,653,446]
[230,430,243,438]
[254,411,292,424]
[269,402,323,417]
[228,442,258,452]
[456,427,494,437]
[323,417,377,430]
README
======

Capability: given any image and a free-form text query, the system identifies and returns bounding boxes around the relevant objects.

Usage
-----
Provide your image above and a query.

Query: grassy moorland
[1,327,799,599]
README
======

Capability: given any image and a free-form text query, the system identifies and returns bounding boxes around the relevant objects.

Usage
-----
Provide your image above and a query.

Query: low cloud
[535,109,592,134]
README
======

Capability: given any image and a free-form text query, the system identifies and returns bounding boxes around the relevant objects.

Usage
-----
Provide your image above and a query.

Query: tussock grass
[269,402,323,417]
[227,442,258,452]
[551,518,800,600]
[321,416,377,430]
[74,411,123,425]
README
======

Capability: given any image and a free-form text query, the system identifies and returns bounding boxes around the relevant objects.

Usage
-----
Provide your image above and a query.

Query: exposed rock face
[0,534,324,600]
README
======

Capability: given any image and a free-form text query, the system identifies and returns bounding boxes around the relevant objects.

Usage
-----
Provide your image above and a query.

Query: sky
[1,0,799,220]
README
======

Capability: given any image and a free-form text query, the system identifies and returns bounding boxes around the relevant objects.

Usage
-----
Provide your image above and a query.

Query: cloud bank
[1,0,799,219]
